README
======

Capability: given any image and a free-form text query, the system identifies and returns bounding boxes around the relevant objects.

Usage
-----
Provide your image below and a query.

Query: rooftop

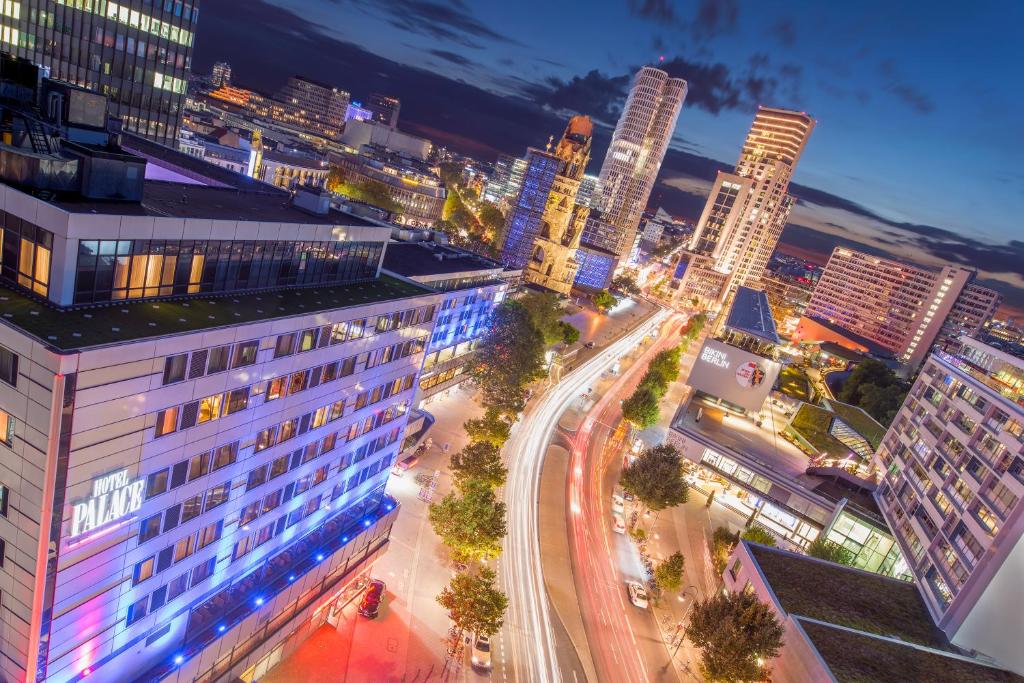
[726,286,781,345]
[749,543,948,649]
[0,275,429,352]
[50,181,379,226]
[799,315,895,358]
[800,619,1024,683]
[381,242,504,278]
[122,132,271,191]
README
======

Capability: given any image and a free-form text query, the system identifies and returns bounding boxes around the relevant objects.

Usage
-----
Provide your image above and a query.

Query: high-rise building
[575,173,599,208]
[0,70,443,683]
[795,247,1002,370]
[576,66,686,286]
[211,61,232,88]
[873,337,1024,674]
[500,116,593,295]
[277,76,349,133]
[676,107,814,308]
[366,93,400,128]
[7,0,199,146]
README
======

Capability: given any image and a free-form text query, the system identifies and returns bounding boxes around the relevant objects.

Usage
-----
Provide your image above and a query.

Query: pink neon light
[65,516,137,549]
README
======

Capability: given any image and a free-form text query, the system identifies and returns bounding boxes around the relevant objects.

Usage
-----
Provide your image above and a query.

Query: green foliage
[463,408,512,447]
[710,527,739,575]
[684,590,785,682]
[450,441,507,491]
[471,302,546,417]
[559,321,580,345]
[478,203,505,232]
[741,527,777,547]
[806,538,856,566]
[327,168,403,214]
[612,274,640,295]
[429,480,507,563]
[653,552,685,593]
[682,313,707,342]
[519,291,570,347]
[837,360,908,426]
[437,566,508,637]
[619,443,688,511]
[593,289,617,313]
[621,385,661,429]
[438,161,466,188]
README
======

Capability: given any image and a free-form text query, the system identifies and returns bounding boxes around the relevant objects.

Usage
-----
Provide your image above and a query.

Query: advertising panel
[687,338,781,412]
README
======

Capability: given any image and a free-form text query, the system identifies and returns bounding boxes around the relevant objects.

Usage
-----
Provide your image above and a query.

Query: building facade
[499,149,561,270]
[365,94,399,128]
[258,150,329,191]
[7,0,198,145]
[329,146,446,227]
[210,62,231,89]
[796,247,1002,369]
[577,66,686,285]
[873,337,1024,673]
[676,107,814,309]
[276,76,349,134]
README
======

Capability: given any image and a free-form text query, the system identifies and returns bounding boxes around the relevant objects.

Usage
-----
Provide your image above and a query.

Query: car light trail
[501,308,669,682]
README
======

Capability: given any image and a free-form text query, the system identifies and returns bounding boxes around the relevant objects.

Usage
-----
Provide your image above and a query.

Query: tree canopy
[621,385,661,429]
[653,551,686,593]
[429,480,507,563]
[463,408,513,447]
[471,301,546,417]
[450,441,507,490]
[593,289,617,313]
[327,168,403,214]
[741,527,777,547]
[837,359,908,426]
[684,590,785,682]
[619,443,688,511]
[612,274,640,295]
[710,526,739,575]
[519,291,573,347]
[437,566,508,637]
[806,538,856,566]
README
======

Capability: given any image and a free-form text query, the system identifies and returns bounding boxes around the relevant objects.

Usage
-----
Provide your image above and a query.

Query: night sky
[193,0,1024,314]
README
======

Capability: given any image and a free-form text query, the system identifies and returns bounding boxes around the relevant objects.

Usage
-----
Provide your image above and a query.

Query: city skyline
[193,0,1024,315]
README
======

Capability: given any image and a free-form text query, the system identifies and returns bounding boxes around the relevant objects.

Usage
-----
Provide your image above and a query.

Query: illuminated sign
[70,470,145,538]
[735,360,766,388]
[700,346,731,369]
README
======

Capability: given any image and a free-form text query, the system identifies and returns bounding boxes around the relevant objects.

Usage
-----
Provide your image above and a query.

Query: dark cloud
[331,0,518,50]
[692,0,739,38]
[627,0,678,22]
[520,70,632,121]
[774,18,797,46]
[878,60,935,113]
[428,49,473,67]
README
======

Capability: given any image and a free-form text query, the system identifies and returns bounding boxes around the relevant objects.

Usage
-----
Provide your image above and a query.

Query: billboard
[687,338,781,412]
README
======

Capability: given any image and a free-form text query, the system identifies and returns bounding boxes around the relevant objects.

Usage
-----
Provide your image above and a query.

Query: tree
[838,359,898,404]
[327,168,403,214]
[479,203,505,232]
[471,301,546,417]
[710,527,739,575]
[463,408,512,447]
[621,385,661,429]
[741,527,777,547]
[450,441,506,490]
[593,289,617,314]
[653,552,685,593]
[559,321,580,345]
[682,313,707,343]
[858,382,907,426]
[837,359,907,426]
[519,291,570,347]
[438,161,466,188]
[437,566,508,637]
[429,480,507,563]
[612,274,640,295]
[619,444,688,512]
[806,538,856,566]
[684,590,784,683]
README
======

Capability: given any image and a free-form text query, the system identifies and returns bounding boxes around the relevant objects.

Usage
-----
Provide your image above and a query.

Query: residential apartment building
[6,0,198,145]
[795,247,1002,370]
[675,107,814,309]
[873,337,1024,674]
[0,71,443,683]
[276,76,349,132]
[577,66,686,287]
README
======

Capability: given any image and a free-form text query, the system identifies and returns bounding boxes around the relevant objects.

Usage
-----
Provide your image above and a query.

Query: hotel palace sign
[70,469,145,538]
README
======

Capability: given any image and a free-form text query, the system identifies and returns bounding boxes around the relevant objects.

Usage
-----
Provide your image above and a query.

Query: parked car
[613,513,626,534]
[358,579,386,618]
[626,581,649,609]
[471,633,492,670]
[391,454,419,476]
[611,492,625,514]
[584,341,596,349]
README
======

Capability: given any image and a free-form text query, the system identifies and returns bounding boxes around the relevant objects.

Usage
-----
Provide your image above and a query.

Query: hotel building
[873,337,1024,674]
[576,66,686,288]
[796,247,1002,370]
[0,67,443,683]
[674,107,814,309]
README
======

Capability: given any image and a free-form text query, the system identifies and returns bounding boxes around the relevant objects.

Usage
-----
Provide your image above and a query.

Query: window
[0,347,18,387]
[173,535,196,563]
[139,514,162,543]
[232,341,258,368]
[224,388,250,415]
[206,346,230,374]
[181,494,203,523]
[262,489,282,513]
[211,442,238,471]
[255,426,277,451]
[247,465,268,491]
[298,328,318,352]
[269,455,289,479]
[205,483,230,511]
[196,521,222,549]
[163,504,181,532]
[197,394,223,423]
[0,410,13,446]
[127,595,149,625]
[146,469,169,499]
[288,371,308,396]
[166,572,189,601]
[274,334,295,358]
[155,407,178,437]
[133,556,155,585]
[266,377,286,401]
[188,452,210,481]
[191,558,215,587]
[149,585,168,611]
[163,354,187,384]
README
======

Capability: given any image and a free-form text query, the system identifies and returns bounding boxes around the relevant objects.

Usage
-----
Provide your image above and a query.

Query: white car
[611,492,625,514]
[613,513,626,534]
[626,581,649,609]
[471,634,492,669]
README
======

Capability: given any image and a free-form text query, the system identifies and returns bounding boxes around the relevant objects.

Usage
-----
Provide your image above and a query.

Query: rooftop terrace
[0,275,429,352]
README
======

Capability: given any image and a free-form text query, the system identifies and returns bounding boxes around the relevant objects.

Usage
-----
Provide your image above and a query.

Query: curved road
[501,308,670,682]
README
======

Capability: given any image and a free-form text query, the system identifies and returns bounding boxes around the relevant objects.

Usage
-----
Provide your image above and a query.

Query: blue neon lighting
[173,655,184,665]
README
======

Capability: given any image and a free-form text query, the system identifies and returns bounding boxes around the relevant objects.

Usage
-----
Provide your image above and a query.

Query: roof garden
[776,364,812,401]
[749,544,949,650]
[800,620,1024,683]
[786,400,885,459]
[0,275,430,353]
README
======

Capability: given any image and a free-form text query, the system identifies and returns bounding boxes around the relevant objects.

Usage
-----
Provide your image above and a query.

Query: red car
[358,580,386,618]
